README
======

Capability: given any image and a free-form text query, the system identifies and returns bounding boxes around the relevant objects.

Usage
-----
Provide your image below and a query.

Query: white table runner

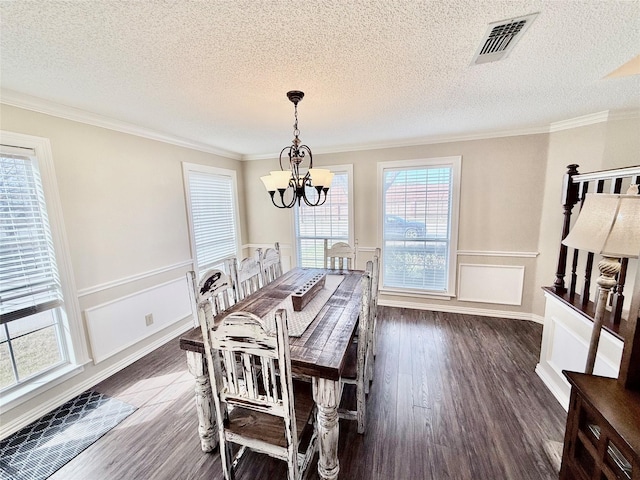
[264,274,345,337]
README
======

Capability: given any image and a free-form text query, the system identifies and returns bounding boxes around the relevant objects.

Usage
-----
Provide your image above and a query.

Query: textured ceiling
[1,0,639,159]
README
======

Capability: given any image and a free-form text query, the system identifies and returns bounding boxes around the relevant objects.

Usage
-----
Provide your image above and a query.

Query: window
[294,165,353,267]
[378,157,461,295]
[0,136,82,398]
[183,163,241,275]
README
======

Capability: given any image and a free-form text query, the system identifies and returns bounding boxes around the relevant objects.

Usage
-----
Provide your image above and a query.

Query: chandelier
[260,90,334,208]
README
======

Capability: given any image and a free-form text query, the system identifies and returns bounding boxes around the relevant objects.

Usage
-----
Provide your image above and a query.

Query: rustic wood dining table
[179,267,363,480]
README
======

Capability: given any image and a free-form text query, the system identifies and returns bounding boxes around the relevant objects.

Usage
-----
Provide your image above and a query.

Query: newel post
[554,164,580,294]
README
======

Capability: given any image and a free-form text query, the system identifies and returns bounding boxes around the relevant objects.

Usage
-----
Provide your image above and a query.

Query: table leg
[185,351,218,452]
[312,377,340,480]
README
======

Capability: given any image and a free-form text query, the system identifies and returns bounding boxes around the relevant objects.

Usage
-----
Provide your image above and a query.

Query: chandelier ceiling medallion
[260,90,334,208]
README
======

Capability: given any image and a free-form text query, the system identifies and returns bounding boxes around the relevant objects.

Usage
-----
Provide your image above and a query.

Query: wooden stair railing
[550,165,640,333]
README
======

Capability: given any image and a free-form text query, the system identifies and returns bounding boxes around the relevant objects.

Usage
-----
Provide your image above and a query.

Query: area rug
[0,390,137,480]
[543,440,564,472]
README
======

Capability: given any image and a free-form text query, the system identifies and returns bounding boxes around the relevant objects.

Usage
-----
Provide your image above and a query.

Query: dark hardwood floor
[49,307,566,480]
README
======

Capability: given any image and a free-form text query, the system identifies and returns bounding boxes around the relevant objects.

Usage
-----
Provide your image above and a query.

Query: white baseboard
[535,363,569,411]
[378,298,539,322]
[0,318,193,440]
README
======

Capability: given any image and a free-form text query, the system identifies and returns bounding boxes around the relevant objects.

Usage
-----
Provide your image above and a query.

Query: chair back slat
[190,268,236,330]
[339,262,372,434]
[207,311,291,418]
[368,248,381,364]
[324,239,358,270]
[230,254,263,300]
[358,262,372,370]
[260,242,284,285]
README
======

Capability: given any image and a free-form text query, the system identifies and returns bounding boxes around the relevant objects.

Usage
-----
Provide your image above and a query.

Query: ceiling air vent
[471,13,538,65]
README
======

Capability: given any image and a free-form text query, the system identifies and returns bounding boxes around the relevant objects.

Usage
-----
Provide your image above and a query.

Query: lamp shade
[270,170,293,189]
[562,193,640,258]
[325,172,335,188]
[308,168,331,188]
[260,175,278,192]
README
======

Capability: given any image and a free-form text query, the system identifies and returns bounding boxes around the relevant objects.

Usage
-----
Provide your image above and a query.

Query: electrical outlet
[145,313,154,326]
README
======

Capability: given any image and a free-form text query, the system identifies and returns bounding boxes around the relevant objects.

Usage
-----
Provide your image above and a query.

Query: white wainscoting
[457,264,525,306]
[85,277,193,364]
[536,292,622,410]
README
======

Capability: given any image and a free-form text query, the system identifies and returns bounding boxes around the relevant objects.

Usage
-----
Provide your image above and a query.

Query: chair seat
[227,380,315,449]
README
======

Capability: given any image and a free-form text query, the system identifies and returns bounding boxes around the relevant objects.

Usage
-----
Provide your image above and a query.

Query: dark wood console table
[560,371,640,480]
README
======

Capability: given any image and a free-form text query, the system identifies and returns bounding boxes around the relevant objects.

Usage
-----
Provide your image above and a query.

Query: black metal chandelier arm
[298,145,312,165]
[279,146,293,172]
[268,189,297,209]
[301,186,329,207]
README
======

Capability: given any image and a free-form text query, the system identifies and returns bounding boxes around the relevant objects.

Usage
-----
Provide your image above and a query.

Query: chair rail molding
[77,260,194,297]
[456,250,539,258]
[242,243,293,250]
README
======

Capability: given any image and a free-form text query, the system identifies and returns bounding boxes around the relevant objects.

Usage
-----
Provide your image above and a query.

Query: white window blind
[0,149,63,324]
[295,170,351,267]
[187,169,239,271]
[382,163,455,293]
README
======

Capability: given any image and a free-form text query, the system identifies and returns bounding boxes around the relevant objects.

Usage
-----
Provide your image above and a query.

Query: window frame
[293,164,354,268]
[377,156,461,297]
[0,131,86,411]
[182,162,242,278]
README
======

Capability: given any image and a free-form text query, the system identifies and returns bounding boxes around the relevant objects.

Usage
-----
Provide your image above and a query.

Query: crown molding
[0,89,242,160]
[548,109,640,132]
[548,111,611,132]
[4,89,637,162]
[608,109,640,121]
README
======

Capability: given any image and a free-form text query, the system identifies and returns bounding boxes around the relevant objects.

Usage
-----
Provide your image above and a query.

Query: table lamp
[562,189,640,374]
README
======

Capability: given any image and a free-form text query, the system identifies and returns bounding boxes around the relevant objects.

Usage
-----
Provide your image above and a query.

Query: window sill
[0,363,85,413]
[380,288,455,300]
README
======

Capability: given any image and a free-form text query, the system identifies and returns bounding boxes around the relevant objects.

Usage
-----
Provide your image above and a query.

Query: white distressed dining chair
[199,309,318,480]
[364,248,380,393]
[338,261,372,434]
[323,239,358,270]
[229,253,263,301]
[188,269,236,319]
[259,242,283,285]
[186,268,237,451]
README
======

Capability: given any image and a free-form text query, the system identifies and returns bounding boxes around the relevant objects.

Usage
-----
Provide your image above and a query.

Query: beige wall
[246,118,638,318]
[245,134,551,316]
[1,101,637,432]
[0,104,245,426]
[533,116,640,316]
